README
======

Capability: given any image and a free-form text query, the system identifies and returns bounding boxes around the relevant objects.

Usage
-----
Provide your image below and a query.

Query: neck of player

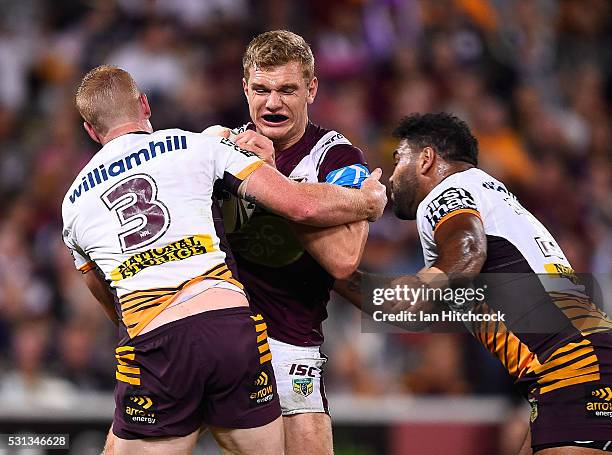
[101,121,153,145]
[271,120,308,153]
[431,162,475,189]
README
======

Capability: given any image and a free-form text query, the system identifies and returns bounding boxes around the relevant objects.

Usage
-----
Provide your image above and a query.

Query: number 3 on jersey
[101,174,171,252]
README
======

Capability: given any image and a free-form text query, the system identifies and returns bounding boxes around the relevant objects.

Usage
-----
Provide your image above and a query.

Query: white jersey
[416,170,612,388]
[416,168,576,282]
[62,129,263,337]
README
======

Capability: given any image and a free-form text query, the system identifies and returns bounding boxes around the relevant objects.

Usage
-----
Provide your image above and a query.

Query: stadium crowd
[0,0,610,408]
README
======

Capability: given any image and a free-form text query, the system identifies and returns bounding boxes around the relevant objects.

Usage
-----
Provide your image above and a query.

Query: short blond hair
[243,30,314,83]
[75,65,141,135]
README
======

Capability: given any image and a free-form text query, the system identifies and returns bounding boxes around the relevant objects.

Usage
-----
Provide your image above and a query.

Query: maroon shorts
[112,307,280,440]
[528,332,612,450]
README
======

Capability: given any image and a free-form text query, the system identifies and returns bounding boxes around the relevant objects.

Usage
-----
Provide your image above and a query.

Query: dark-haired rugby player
[337,112,612,454]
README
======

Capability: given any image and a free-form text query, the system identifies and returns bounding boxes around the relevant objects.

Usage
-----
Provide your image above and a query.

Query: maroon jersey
[227,122,367,346]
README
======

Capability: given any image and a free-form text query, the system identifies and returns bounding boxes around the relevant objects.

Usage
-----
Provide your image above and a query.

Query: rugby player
[61,65,387,455]
[218,30,371,455]
[336,113,612,454]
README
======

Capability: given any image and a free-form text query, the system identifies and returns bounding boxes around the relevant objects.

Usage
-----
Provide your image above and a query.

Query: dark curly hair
[393,113,478,166]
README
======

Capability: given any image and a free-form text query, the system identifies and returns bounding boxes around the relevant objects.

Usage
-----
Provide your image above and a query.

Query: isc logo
[289,364,320,378]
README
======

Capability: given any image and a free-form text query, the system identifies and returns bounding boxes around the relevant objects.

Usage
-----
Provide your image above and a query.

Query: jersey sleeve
[62,225,94,273]
[317,144,369,187]
[209,136,265,195]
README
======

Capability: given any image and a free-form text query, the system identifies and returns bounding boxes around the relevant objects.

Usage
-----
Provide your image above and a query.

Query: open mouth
[262,114,289,124]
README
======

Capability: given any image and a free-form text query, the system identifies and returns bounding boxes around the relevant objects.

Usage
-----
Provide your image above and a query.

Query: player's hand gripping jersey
[62,130,263,338]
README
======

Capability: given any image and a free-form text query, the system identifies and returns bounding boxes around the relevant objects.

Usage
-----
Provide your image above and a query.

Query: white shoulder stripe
[311,130,352,174]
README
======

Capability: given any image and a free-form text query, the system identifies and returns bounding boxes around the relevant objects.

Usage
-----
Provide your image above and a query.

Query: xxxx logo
[255,372,269,387]
[130,395,153,409]
[592,387,612,401]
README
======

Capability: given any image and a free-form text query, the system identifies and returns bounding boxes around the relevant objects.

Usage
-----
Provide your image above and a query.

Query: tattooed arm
[332,269,367,311]
[333,269,449,331]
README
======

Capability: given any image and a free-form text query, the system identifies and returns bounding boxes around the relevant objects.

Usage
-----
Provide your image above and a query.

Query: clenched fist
[235,130,276,167]
[360,168,387,221]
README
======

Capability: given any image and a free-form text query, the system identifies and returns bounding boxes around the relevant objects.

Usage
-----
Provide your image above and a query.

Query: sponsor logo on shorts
[292,378,314,397]
[529,398,538,423]
[250,370,274,407]
[255,371,269,386]
[585,385,612,419]
[289,363,321,378]
[424,187,478,230]
[123,394,156,425]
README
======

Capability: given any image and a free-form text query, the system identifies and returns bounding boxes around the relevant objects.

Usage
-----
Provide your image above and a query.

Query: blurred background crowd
[0,0,610,421]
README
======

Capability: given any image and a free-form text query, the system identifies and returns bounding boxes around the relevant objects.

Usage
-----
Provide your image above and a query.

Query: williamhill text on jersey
[68,135,188,204]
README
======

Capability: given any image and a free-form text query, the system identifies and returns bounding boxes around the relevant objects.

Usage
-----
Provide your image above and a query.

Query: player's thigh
[283,412,332,455]
[536,447,608,454]
[517,428,532,455]
[113,428,199,455]
[102,424,114,455]
[210,415,284,455]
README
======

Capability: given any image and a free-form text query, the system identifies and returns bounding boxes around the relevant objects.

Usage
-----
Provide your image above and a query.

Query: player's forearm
[292,221,368,279]
[241,165,385,227]
[334,270,441,331]
[281,181,376,226]
[333,269,367,310]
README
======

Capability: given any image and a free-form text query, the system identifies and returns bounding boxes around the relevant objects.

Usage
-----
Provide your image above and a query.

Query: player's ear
[307,77,318,104]
[242,78,249,98]
[83,121,101,144]
[419,146,435,175]
[139,93,151,119]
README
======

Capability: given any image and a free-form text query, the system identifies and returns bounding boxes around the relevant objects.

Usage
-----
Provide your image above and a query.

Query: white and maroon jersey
[223,122,368,346]
[416,167,612,390]
[416,167,574,278]
[62,129,263,338]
